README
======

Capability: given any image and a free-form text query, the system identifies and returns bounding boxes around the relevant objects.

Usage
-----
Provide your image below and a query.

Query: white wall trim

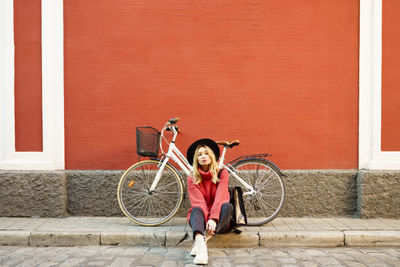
[0,0,64,170]
[359,0,400,170]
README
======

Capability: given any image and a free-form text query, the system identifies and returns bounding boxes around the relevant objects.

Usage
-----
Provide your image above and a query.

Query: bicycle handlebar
[169,117,179,124]
[160,117,181,155]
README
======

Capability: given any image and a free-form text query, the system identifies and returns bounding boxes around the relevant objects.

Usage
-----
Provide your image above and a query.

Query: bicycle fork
[149,142,191,192]
[149,156,170,193]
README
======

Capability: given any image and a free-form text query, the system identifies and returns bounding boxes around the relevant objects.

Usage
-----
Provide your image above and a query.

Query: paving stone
[208,248,229,257]
[271,249,290,257]
[14,258,46,267]
[160,260,179,267]
[278,257,297,264]
[146,246,168,255]
[367,252,397,261]
[141,254,165,265]
[301,261,318,267]
[229,248,252,256]
[251,248,275,259]
[314,256,343,265]
[87,260,110,266]
[52,254,72,262]
[342,261,368,267]
[286,248,314,260]
[256,259,279,266]
[2,245,400,267]
[37,261,64,267]
[59,257,86,267]
[305,249,327,256]
[330,252,355,261]
[109,256,137,267]
[210,258,232,267]
[233,255,256,264]
[2,256,27,266]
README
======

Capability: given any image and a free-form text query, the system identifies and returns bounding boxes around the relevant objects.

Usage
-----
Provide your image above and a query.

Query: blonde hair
[192,145,219,185]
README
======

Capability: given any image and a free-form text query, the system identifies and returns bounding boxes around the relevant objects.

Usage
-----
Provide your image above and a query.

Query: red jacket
[187,168,230,222]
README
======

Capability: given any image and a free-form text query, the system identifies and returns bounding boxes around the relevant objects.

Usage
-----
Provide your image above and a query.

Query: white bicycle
[117,118,286,226]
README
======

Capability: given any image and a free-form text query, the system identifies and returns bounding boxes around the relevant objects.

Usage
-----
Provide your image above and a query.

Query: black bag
[217,170,247,233]
[229,186,247,227]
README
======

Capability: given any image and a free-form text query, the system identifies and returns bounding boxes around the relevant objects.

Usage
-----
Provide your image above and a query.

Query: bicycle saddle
[216,139,240,148]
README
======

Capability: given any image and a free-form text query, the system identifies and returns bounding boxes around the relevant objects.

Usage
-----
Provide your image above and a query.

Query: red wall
[64,0,359,170]
[14,0,43,151]
[382,0,400,151]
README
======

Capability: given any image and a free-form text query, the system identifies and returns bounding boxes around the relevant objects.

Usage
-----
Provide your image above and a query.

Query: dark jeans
[189,202,233,239]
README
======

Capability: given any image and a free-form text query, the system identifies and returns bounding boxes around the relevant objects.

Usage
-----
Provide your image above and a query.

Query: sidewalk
[1,217,400,248]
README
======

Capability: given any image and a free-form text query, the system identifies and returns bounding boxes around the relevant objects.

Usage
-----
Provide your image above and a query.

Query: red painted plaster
[14,0,43,152]
[64,0,359,169]
[382,0,400,151]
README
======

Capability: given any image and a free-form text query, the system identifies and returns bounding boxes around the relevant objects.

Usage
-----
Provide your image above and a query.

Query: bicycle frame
[149,125,255,196]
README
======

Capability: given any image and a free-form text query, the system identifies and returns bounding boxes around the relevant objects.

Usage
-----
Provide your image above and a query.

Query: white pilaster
[359,0,400,169]
[0,0,64,170]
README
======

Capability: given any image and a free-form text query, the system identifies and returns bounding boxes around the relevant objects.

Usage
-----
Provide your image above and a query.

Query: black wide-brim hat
[187,138,220,166]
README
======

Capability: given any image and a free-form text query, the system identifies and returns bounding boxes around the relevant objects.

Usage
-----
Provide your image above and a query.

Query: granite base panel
[1,170,399,218]
[357,170,400,218]
[0,171,67,217]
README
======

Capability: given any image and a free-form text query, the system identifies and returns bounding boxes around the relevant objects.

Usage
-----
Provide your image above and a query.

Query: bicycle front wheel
[232,158,286,226]
[117,160,184,226]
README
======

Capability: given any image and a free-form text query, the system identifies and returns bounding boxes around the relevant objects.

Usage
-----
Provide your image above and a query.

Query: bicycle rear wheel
[231,158,286,226]
[117,160,184,226]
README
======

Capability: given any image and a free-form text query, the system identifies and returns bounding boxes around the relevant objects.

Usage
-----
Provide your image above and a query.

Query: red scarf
[187,168,230,222]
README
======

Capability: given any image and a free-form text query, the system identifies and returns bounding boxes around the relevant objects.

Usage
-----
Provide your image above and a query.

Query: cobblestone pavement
[0,246,400,267]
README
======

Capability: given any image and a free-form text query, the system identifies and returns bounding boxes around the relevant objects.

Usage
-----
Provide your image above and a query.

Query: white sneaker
[190,240,197,256]
[191,233,212,257]
[193,235,208,265]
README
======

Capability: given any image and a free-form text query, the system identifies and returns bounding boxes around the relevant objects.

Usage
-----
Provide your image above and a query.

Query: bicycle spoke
[232,159,286,225]
[123,194,147,207]
[154,180,178,192]
[256,172,277,191]
[156,191,180,195]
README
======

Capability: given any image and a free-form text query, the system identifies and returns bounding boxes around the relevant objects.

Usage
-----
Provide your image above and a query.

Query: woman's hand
[206,219,217,235]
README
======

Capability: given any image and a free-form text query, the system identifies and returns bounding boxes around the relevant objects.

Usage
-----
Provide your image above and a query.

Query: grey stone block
[101,232,165,246]
[344,230,400,247]
[165,232,188,247]
[0,171,66,217]
[29,231,100,246]
[66,170,124,216]
[357,170,400,218]
[279,170,358,217]
[0,230,30,246]
[260,231,344,247]
[207,232,259,248]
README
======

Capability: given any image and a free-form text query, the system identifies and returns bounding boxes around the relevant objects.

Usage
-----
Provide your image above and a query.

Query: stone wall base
[357,170,400,218]
[0,170,398,218]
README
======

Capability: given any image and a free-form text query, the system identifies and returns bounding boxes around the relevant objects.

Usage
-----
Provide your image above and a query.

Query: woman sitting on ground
[186,138,233,265]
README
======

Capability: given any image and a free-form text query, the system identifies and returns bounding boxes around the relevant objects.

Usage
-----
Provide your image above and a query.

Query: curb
[1,230,400,247]
[344,230,400,247]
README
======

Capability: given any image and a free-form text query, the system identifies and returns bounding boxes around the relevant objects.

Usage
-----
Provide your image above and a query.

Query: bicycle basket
[136,126,161,157]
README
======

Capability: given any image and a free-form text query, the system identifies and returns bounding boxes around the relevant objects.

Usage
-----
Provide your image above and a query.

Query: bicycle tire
[117,160,184,226]
[231,158,286,226]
